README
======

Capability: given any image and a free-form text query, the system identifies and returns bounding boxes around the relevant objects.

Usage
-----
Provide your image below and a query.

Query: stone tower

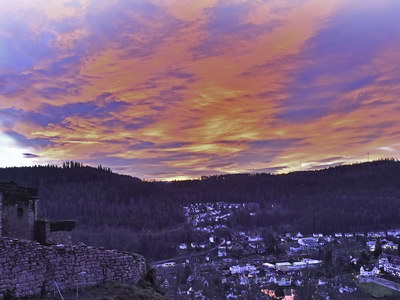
[0,182,39,240]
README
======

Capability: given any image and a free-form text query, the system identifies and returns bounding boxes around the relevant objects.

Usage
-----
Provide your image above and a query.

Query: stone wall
[0,238,146,298]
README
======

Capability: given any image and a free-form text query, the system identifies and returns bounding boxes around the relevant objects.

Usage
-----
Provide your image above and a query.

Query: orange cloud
[1,0,400,179]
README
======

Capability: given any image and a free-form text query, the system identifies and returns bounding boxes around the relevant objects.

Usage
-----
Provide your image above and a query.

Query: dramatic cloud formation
[1,0,400,179]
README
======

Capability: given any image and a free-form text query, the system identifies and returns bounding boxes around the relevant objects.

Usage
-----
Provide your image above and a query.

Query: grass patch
[21,281,167,300]
[357,282,400,298]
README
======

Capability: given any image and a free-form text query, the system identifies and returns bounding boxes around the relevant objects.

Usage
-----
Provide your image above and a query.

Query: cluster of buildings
[155,201,400,299]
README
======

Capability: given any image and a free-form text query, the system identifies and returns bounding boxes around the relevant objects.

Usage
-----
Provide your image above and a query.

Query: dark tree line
[1,159,400,259]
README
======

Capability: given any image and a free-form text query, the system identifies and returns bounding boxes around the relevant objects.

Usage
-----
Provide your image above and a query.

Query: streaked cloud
[1,0,400,179]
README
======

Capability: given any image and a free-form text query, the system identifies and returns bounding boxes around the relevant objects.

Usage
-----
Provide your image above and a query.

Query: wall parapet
[0,237,146,298]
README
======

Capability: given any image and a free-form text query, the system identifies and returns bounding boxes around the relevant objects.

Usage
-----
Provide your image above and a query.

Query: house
[383,241,398,250]
[248,235,263,242]
[387,229,400,237]
[303,258,323,267]
[360,265,379,277]
[368,231,387,238]
[292,262,307,270]
[356,232,365,237]
[313,233,323,238]
[179,243,188,250]
[366,240,376,251]
[274,275,292,286]
[334,233,343,238]
[239,274,250,285]
[262,262,275,269]
[162,262,176,267]
[230,264,257,274]
[218,246,227,257]
[199,242,207,249]
[288,244,302,254]
[344,233,354,238]
[379,254,400,277]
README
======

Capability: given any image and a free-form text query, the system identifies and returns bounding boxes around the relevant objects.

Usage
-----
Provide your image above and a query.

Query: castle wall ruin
[0,237,146,298]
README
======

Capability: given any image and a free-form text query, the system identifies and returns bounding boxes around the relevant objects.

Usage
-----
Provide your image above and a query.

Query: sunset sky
[1,0,400,180]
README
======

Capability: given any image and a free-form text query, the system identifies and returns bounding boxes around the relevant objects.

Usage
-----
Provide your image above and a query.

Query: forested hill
[174,159,400,233]
[1,159,400,257]
[0,162,185,231]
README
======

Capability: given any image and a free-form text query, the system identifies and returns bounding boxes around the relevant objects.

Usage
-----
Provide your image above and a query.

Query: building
[366,240,376,251]
[273,275,292,286]
[0,183,39,240]
[368,231,386,238]
[218,246,227,257]
[265,259,322,272]
[387,229,400,237]
[275,262,292,271]
[298,237,319,249]
[0,182,75,245]
[383,241,398,250]
[360,265,379,277]
[230,264,257,274]
[179,243,188,250]
[35,219,76,245]
[379,254,400,277]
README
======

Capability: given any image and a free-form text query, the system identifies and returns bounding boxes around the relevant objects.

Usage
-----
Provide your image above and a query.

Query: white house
[368,231,386,238]
[303,258,323,267]
[230,264,257,274]
[318,279,327,285]
[360,265,379,277]
[248,235,263,242]
[387,229,400,237]
[366,241,376,251]
[275,262,292,271]
[383,241,398,250]
[274,275,292,286]
[379,254,400,277]
[218,246,227,257]
[288,245,302,254]
[179,243,188,250]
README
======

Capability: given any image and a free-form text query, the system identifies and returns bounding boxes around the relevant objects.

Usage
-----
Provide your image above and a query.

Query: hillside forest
[1,159,400,260]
